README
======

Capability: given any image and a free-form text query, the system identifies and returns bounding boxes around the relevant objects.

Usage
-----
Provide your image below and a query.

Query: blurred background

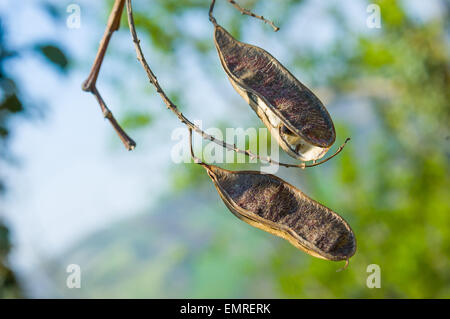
[0,0,449,298]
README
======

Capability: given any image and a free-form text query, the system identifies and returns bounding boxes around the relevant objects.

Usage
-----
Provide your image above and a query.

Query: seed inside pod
[203,164,356,261]
[213,25,336,161]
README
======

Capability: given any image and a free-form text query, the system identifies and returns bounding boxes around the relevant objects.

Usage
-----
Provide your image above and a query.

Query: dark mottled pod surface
[204,164,356,261]
[214,25,336,161]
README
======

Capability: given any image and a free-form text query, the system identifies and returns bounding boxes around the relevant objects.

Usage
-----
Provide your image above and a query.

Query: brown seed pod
[212,23,336,162]
[203,163,356,262]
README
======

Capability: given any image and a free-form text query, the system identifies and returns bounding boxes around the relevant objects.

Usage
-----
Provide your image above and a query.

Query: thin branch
[336,258,350,272]
[209,0,218,25]
[82,0,136,151]
[227,0,279,31]
[125,0,347,169]
[209,0,279,31]
[188,128,203,165]
[303,138,351,168]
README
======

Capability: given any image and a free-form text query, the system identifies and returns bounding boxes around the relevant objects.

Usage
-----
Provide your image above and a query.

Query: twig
[209,0,218,25]
[227,0,279,31]
[209,0,279,32]
[82,0,136,151]
[303,138,351,168]
[336,258,350,272]
[188,128,203,165]
[125,0,348,170]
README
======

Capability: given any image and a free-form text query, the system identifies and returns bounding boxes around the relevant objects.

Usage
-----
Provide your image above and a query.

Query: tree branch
[125,0,348,169]
[209,0,279,31]
[227,0,279,31]
[82,0,136,151]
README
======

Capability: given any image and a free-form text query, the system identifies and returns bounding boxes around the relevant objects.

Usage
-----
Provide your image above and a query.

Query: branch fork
[82,0,135,151]
[83,0,349,168]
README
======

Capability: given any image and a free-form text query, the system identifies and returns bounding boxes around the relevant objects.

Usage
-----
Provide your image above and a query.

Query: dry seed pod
[213,25,336,161]
[203,164,356,261]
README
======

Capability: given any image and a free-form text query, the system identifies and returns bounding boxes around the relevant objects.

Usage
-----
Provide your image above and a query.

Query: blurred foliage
[14,0,450,298]
[262,0,450,298]
[0,222,22,298]
[121,111,153,130]
[34,44,69,71]
[0,2,69,298]
[0,15,24,299]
